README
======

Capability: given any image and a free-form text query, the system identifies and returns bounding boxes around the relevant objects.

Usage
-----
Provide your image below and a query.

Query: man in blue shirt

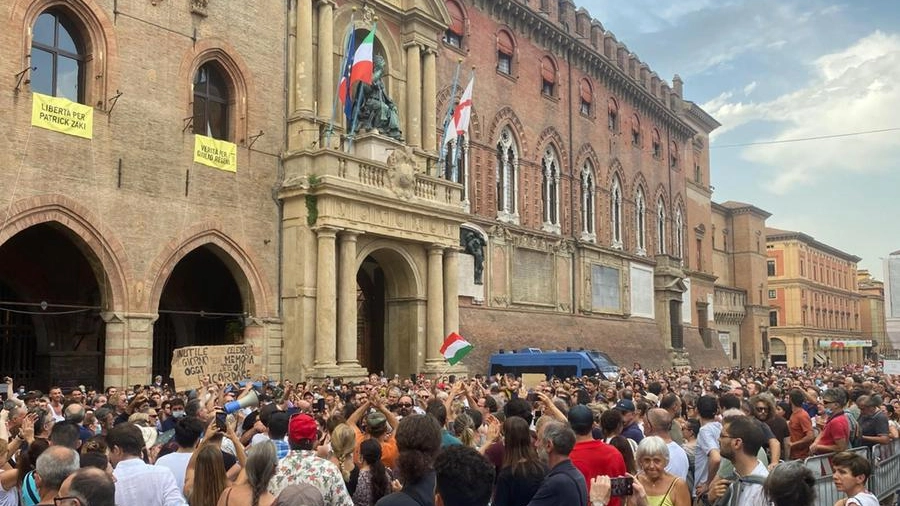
[615,399,644,443]
[527,421,588,506]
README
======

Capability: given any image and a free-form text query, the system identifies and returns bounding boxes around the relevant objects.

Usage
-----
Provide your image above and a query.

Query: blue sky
[578,0,900,276]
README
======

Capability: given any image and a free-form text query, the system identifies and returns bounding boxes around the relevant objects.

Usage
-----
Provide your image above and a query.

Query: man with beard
[706,415,768,506]
[526,421,587,506]
[393,395,415,420]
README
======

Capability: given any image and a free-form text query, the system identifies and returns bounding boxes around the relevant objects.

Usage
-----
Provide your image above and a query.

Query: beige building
[711,202,771,367]
[857,270,887,357]
[766,228,863,367]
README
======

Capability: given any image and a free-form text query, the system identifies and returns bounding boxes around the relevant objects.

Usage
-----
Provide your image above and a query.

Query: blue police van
[488,347,619,380]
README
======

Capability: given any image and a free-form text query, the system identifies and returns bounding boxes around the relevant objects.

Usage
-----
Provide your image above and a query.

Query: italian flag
[338,30,375,106]
[440,332,473,365]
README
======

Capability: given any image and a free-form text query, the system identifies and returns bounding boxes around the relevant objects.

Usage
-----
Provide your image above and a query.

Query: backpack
[845,412,861,448]
[714,475,768,506]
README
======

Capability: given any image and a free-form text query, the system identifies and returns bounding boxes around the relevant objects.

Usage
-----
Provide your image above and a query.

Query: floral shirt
[269,450,354,506]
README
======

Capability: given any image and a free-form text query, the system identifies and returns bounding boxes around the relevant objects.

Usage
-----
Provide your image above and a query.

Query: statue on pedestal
[355,55,403,141]
[461,229,486,285]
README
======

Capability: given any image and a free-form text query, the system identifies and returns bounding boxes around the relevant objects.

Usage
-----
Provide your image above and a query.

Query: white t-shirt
[665,440,690,482]
[695,421,722,490]
[846,491,879,506]
[154,451,193,498]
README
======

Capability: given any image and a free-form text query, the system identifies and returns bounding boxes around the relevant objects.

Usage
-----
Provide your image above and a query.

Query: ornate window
[581,162,596,242]
[652,129,662,159]
[193,62,230,140]
[541,57,557,97]
[541,148,561,234]
[579,79,593,116]
[631,114,642,147]
[608,97,619,131]
[444,1,465,48]
[611,176,623,249]
[31,10,85,103]
[657,197,666,254]
[497,30,514,75]
[496,127,519,224]
[635,187,647,255]
[444,135,469,206]
[675,205,684,261]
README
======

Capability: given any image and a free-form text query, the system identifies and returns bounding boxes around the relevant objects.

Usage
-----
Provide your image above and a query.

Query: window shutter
[446,1,465,36]
[497,31,513,55]
[580,79,592,103]
[541,57,556,84]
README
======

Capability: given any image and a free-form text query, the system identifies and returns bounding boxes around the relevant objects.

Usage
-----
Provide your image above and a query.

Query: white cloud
[705,31,900,194]
[743,81,757,95]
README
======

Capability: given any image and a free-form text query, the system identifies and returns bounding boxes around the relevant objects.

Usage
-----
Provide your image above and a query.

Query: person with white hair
[633,436,690,506]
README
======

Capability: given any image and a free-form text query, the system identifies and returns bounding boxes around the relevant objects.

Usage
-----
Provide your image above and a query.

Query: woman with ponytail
[351,439,392,506]
[217,441,278,506]
[328,424,357,491]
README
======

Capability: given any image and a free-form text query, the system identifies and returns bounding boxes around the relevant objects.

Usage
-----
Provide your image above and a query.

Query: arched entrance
[0,224,107,390]
[770,337,788,366]
[355,246,423,377]
[152,245,247,383]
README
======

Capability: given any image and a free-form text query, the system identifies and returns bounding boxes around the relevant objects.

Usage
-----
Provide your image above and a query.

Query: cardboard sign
[521,373,547,389]
[884,360,900,376]
[170,344,260,391]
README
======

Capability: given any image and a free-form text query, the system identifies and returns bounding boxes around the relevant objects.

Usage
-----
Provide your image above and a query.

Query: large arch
[355,240,425,376]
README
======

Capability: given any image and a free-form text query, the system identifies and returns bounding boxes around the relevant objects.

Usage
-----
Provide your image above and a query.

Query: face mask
[172,410,185,418]
[94,425,103,435]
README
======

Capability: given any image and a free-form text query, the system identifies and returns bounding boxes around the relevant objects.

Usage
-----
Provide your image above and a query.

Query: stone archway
[770,337,788,366]
[355,243,425,377]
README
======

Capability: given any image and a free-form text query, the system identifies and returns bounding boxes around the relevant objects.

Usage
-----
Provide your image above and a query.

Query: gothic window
[670,140,679,169]
[635,187,646,255]
[497,30,514,75]
[496,128,519,224]
[657,197,666,254]
[631,114,642,147]
[581,162,596,242]
[652,129,661,159]
[444,135,468,203]
[541,148,561,234]
[608,97,619,131]
[31,10,85,103]
[444,1,465,48]
[193,62,230,140]
[579,79,593,116]
[675,205,684,261]
[541,56,557,97]
[611,176,623,249]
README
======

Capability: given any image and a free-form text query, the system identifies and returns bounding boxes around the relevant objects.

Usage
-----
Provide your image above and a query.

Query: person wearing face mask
[810,388,849,456]
[161,399,186,432]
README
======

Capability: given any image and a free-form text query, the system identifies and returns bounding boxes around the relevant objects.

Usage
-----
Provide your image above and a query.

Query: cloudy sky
[578,0,900,276]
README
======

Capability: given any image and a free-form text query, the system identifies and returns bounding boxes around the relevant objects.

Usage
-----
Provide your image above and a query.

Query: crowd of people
[0,360,898,506]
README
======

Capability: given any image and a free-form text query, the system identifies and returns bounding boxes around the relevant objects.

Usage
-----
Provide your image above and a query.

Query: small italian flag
[440,332,473,366]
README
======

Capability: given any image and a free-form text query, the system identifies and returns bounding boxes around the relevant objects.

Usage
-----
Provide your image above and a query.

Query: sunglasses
[399,403,413,408]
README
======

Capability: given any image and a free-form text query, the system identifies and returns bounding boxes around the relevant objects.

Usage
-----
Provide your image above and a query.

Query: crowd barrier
[803,439,900,506]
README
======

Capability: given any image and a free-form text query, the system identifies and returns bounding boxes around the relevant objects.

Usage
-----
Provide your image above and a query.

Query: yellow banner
[31,93,93,139]
[194,134,237,172]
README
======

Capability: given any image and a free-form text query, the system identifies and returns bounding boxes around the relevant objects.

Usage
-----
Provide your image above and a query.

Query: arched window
[541,57,557,97]
[31,10,85,103]
[541,147,561,234]
[675,205,684,261]
[444,1,465,49]
[611,176,623,249]
[496,127,519,224]
[652,129,662,159]
[581,162,596,242]
[635,187,646,254]
[444,135,468,202]
[193,62,230,140]
[657,197,666,254]
[608,97,619,131]
[579,79,593,116]
[670,140,679,169]
[631,114,642,147]
[497,30,514,75]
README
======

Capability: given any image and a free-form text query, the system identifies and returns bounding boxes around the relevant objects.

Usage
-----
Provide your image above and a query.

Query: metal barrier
[802,441,900,506]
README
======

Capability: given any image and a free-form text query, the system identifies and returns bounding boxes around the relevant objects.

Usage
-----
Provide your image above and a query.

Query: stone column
[315,227,338,367]
[443,247,459,338]
[405,43,422,147]
[422,49,437,151]
[297,0,314,113]
[317,0,335,120]
[337,231,360,365]
[426,246,444,364]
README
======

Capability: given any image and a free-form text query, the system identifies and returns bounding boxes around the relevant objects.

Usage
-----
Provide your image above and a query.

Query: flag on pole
[440,332,474,365]
[452,75,474,137]
[337,29,357,122]
[338,30,375,118]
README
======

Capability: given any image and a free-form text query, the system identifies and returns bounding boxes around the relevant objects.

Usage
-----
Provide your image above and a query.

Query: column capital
[427,244,446,255]
[403,41,424,51]
[339,229,365,240]
[314,226,341,238]
[316,0,336,8]
[443,245,463,254]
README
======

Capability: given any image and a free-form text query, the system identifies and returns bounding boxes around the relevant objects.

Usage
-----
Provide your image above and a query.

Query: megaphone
[224,390,259,414]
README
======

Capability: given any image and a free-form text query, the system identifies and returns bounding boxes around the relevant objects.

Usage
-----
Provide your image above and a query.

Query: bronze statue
[354,55,403,141]
[461,228,486,285]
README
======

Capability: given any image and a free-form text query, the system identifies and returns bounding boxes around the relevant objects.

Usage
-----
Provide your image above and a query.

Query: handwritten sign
[194,134,237,172]
[31,93,93,139]
[170,344,260,391]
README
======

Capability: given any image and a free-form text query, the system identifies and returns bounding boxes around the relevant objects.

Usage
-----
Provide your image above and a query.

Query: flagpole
[327,10,356,149]
[437,59,463,177]
[347,21,376,154]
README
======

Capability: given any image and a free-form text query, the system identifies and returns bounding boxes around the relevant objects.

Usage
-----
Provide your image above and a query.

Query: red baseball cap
[288,413,317,442]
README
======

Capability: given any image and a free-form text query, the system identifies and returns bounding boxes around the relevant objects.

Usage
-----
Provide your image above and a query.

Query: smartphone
[610,476,634,496]
[533,410,543,420]
[215,411,227,431]
[316,398,326,412]
[526,391,538,403]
